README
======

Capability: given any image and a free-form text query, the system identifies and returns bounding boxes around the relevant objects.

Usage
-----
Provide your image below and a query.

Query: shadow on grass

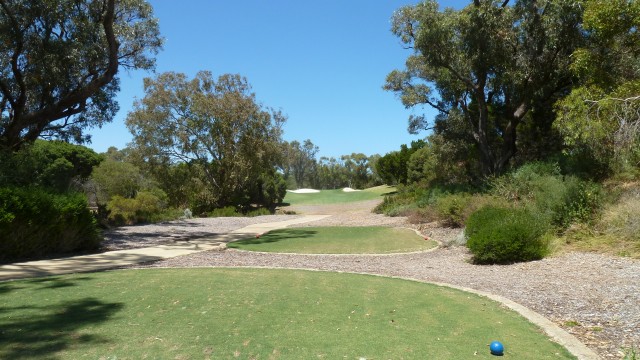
[230,229,317,246]
[0,282,24,295]
[31,276,95,291]
[0,297,123,359]
[0,276,94,295]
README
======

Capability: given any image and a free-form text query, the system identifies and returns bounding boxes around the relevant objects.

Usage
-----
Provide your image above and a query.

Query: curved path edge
[0,215,330,282]
[160,265,599,360]
[0,214,600,359]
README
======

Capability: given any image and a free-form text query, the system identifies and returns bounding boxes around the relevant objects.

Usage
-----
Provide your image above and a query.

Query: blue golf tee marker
[490,341,504,356]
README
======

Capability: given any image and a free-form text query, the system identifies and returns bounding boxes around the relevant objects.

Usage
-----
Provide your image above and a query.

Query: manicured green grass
[228,226,436,254]
[0,268,575,359]
[283,185,396,205]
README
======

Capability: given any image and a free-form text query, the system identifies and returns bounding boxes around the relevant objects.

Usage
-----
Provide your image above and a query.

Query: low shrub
[246,208,272,217]
[208,206,273,218]
[554,178,602,228]
[374,187,417,216]
[434,193,473,227]
[425,193,506,227]
[491,162,603,230]
[466,206,551,264]
[208,206,240,217]
[0,187,101,262]
[107,190,168,225]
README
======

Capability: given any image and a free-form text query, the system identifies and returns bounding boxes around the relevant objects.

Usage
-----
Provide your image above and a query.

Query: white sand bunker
[287,188,320,194]
[342,187,361,192]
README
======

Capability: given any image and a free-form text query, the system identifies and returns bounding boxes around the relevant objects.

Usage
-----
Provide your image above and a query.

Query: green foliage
[554,83,640,177]
[0,187,101,261]
[91,158,147,201]
[414,192,507,227]
[246,208,272,217]
[341,153,377,189]
[623,345,638,360]
[491,162,603,229]
[281,139,319,189]
[0,140,103,191]
[106,190,167,225]
[126,71,285,210]
[255,171,287,210]
[555,0,640,178]
[208,206,272,218]
[208,206,240,217]
[375,183,498,227]
[407,145,437,184]
[0,0,162,150]
[376,140,425,185]
[466,206,550,264]
[387,0,583,176]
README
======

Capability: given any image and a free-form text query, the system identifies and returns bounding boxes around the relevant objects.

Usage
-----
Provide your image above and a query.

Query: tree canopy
[385,0,584,176]
[554,0,640,177]
[126,71,286,211]
[0,0,162,150]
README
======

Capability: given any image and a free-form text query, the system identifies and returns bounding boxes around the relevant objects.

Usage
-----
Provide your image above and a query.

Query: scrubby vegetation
[377,160,640,262]
[0,187,101,262]
[465,206,550,264]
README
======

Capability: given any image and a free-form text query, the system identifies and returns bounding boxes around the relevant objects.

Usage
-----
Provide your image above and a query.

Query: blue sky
[87,0,469,159]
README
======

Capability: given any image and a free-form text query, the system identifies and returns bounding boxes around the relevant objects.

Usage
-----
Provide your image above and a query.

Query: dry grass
[558,182,640,258]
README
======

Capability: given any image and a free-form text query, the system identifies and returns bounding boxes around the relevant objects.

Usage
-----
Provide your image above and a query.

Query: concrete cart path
[0,215,330,281]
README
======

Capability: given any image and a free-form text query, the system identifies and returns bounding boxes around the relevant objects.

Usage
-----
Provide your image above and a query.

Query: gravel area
[101,215,301,251]
[112,202,639,359]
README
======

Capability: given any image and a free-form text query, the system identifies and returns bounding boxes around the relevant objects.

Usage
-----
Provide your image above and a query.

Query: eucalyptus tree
[0,0,162,150]
[283,139,319,188]
[126,71,286,210]
[385,0,584,176]
[554,0,640,176]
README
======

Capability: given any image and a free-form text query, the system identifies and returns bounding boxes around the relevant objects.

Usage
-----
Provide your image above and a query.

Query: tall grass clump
[466,206,550,264]
[0,187,101,262]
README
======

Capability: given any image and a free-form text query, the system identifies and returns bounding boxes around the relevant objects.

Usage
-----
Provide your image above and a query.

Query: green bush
[434,193,472,227]
[433,193,509,227]
[107,190,168,225]
[466,206,550,264]
[208,206,273,218]
[491,162,603,230]
[208,206,240,217]
[246,208,272,217]
[374,185,416,216]
[0,187,101,262]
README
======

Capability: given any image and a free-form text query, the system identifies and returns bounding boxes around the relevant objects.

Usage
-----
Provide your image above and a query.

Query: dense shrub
[432,193,509,227]
[107,190,168,225]
[0,187,101,262]
[491,162,603,230]
[208,206,240,217]
[374,185,418,216]
[0,140,103,191]
[466,206,550,264]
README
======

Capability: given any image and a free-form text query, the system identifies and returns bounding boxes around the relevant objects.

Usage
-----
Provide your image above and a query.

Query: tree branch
[0,1,26,114]
[11,0,120,145]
